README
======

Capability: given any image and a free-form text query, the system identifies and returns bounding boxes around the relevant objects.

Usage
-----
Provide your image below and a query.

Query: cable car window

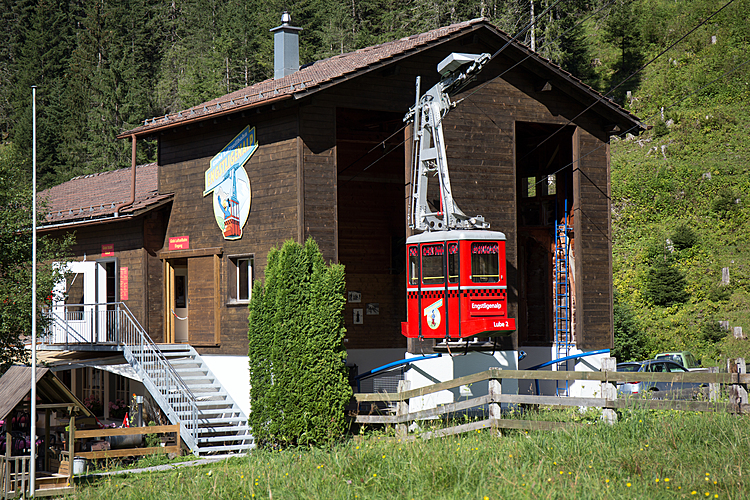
[448,243,458,284]
[421,244,445,285]
[471,242,500,283]
[408,246,419,285]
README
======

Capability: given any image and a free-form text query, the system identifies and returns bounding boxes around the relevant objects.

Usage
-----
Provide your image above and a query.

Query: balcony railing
[43,303,199,446]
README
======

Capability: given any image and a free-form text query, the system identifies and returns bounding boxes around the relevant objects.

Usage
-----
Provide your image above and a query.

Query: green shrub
[652,119,669,137]
[700,320,727,344]
[612,293,648,362]
[248,238,351,448]
[711,188,738,219]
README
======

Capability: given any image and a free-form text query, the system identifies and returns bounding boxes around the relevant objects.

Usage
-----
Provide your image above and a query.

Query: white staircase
[45,302,254,456]
[151,344,254,455]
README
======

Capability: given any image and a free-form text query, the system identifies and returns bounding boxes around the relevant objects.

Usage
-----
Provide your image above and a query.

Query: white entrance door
[51,261,96,343]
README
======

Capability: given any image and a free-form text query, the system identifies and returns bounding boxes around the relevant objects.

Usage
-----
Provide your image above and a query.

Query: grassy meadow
[71,408,749,500]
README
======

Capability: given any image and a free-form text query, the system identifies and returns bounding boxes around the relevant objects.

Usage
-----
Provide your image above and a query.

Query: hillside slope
[607,0,750,364]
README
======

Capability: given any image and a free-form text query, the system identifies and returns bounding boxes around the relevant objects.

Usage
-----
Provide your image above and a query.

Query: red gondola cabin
[402,230,516,340]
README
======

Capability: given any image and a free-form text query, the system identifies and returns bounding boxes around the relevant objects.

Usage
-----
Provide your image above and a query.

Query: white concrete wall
[405,351,519,414]
[202,355,250,416]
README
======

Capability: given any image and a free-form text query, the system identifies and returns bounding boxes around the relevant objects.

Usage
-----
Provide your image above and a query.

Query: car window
[617,364,641,372]
[686,353,699,368]
[647,363,664,372]
[667,362,687,373]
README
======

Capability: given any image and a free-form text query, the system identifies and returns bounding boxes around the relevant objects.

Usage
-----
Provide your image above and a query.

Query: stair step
[194,401,233,409]
[198,434,254,444]
[197,444,255,453]
[196,425,251,434]
[196,416,248,426]
[180,377,216,384]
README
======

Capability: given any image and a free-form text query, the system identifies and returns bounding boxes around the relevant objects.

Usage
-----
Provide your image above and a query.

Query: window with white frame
[230,255,254,302]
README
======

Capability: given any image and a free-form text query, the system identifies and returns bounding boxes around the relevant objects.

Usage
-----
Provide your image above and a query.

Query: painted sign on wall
[203,126,257,240]
[101,243,114,257]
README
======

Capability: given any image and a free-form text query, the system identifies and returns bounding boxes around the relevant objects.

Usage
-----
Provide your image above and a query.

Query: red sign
[169,236,190,250]
[120,267,129,301]
[101,244,114,257]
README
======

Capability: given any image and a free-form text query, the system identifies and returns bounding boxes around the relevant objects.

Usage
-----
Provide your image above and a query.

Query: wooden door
[187,255,220,345]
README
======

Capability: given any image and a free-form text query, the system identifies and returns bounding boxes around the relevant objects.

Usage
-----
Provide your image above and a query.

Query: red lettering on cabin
[471,243,498,255]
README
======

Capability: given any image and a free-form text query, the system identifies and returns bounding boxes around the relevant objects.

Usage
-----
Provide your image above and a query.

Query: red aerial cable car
[402,230,514,340]
[401,53,516,341]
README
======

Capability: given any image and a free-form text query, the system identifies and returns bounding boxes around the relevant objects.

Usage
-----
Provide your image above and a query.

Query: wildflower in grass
[373,474,377,477]
[605,479,610,483]
[627,483,631,487]
[656,478,659,483]
[692,491,697,495]
[665,478,670,482]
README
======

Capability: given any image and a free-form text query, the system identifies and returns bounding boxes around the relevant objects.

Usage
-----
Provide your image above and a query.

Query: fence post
[395,380,411,441]
[601,356,617,424]
[728,358,748,414]
[488,376,502,434]
[708,366,719,402]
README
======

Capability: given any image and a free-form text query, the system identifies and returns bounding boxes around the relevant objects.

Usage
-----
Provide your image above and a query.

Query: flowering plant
[108,399,128,419]
[82,394,103,414]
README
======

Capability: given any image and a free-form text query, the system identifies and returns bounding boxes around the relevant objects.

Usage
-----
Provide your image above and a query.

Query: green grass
[70,409,750,499]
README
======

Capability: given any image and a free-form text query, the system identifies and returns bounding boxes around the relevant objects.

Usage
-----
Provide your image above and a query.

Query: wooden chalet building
[39,15,644,448]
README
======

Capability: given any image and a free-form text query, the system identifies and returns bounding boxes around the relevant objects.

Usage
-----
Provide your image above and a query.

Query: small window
[447,243,458,284]
[408,246,419,285]
[230,255,254,302]
[421,244,445,285]
[471,242,500,283]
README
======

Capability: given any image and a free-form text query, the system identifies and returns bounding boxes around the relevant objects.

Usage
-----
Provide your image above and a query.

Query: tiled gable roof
[40,163,172,227]
[121,17,643,139]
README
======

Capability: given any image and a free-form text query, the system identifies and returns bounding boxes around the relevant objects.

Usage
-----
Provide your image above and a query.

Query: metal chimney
[270,12,302,80]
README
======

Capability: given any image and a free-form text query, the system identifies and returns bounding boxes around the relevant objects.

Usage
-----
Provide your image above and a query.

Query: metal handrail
[43,302,200,444]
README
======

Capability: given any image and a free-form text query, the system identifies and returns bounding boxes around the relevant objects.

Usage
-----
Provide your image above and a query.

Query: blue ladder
[553,204,573,396]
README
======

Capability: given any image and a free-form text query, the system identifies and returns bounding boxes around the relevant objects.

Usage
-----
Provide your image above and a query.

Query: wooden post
[395,380,411,441]
[600,356,617,424]
[488,377,502,434]
[708,366,719,402]
[728,358,748,413]
[44,409,50,474]
[68,414,75,482]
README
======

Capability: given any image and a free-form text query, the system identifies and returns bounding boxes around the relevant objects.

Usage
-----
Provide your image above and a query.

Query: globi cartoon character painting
[203,126,257,240]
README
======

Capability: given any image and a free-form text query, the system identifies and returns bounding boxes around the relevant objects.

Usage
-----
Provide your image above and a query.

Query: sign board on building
[101,244,114,257]
[203,126,257,240]
[169,236,190,250]
[120,267,129,301]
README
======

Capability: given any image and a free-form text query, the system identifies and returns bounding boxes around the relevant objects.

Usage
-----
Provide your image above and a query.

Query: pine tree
[644,255,688,307]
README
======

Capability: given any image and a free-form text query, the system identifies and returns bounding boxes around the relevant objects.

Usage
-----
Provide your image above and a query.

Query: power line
[530,54,750,197]
[518,0,738,164]
[340,1,607,187]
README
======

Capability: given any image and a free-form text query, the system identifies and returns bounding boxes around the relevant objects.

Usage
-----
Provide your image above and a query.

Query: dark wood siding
[158,110,299,355]
[574,129,613,350]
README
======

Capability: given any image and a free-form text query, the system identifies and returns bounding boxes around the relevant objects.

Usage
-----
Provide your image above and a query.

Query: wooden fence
[71,424,181,460]
[353,358,749,440]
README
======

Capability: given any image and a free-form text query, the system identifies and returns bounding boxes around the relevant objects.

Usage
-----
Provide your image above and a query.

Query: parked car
[653,351,704,371]
[616,360,707,399]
